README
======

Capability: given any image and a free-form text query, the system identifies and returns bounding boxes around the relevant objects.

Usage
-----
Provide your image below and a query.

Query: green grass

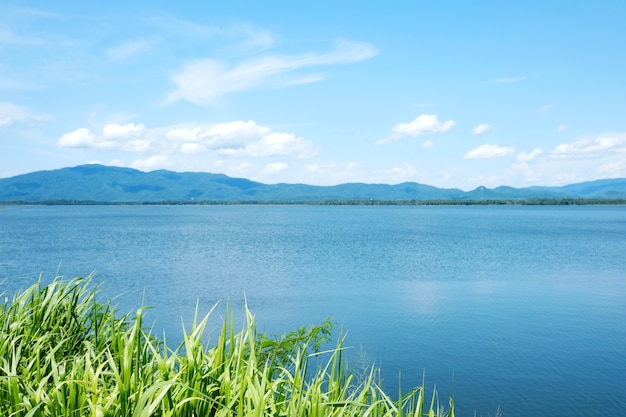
[0,275,454,416]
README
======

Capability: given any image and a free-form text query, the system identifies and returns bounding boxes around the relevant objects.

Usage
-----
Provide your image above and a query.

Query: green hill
[1,164,626,203]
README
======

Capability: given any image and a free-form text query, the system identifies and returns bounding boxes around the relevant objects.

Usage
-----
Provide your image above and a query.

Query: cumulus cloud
[130,155,170,171]
[392,115,455,136]
[550,135,626,159]
[421,140,434,148]
[516,148,543,163]
[166,120,317,158]
[58,120,316,159]
[557,125,568,133]
[59,123,150,151]
[103,122,145,139]
[238,132,315,157]
[59,128,98,147]
[510,149,544,182]
[377,114,455,144]
[464,144,515,159]
[164,38,378,104]
[471,124,492,136]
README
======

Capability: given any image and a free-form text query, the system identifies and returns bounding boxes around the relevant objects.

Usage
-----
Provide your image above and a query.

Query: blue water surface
[1,205,625,417]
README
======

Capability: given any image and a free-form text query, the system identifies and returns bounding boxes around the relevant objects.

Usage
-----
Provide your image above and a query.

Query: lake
[1,205,625,416]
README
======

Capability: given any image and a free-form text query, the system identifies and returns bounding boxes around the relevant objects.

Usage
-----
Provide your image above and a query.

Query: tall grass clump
[0,274,454,416]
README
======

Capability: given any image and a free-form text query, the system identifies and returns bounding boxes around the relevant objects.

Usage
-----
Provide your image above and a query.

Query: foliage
[0,275,454,416]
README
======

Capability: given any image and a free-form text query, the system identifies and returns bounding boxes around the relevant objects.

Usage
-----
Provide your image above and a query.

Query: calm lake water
[1,205,625,416]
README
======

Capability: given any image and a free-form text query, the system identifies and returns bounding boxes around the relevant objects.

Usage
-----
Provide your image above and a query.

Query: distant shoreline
[3,198,626,206]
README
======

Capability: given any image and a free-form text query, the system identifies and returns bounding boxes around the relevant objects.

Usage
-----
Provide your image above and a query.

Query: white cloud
[464,144,515,159]
[130,155,171,171]
[165,38,378,104]
[59,124,150,151]
[510,149,544,181]
[103,123,145,139]
[205,120,269,150]
[493,76,527,83]
[58,120,316,159]
[240,132,315,158]
[516,148,543,163]
[166,127,202,142]
[392,115,455,136]
[304,161,361,184]
[179,142,205,154]
[165,120,316,158]
[150,17,274,52]
[0,101,35,126]
[59,128,97,148]
[539,103,555,114]
[106,40,151,60]
[264,162,288,175]
[306,162,352,174]
[178,121,316,158]
[378,114,455,144]
[471,124,492,136]
[385,163,417,181]
[232,24,275,51]
[597,160,626,178]
[0,26,46,46]
[421,140,434,148]
[557,125,568,133]
[550,135,626,159]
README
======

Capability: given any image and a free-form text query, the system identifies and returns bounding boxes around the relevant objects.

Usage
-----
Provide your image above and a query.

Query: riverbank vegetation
[0,276,454,416]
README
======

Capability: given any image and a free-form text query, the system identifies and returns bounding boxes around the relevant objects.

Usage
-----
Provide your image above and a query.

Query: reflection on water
[1,205,625,416]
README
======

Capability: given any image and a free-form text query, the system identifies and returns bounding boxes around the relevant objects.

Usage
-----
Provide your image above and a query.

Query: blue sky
[1,1,625,190]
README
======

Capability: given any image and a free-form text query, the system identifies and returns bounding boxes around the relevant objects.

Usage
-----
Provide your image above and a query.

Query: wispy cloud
[492,76,527,84]
[106,39,152,60]
[492,73,541,84]
[0,101,43,126]
[384,162,417,182]
[0,27,46,46]
[377,114,455,144]
[597,160,626,178]
[164,39,378,104]
[0,6,57,46]
[557,125,568,133]
[471,124,492,136]
[464,144,515,159]
[229,23,275,52]
[539,103,555,114]
[150,18,276,52]
[264,162,288,175]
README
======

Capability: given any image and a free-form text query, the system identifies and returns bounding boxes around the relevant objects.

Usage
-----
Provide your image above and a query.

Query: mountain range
[2,164,626,203]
